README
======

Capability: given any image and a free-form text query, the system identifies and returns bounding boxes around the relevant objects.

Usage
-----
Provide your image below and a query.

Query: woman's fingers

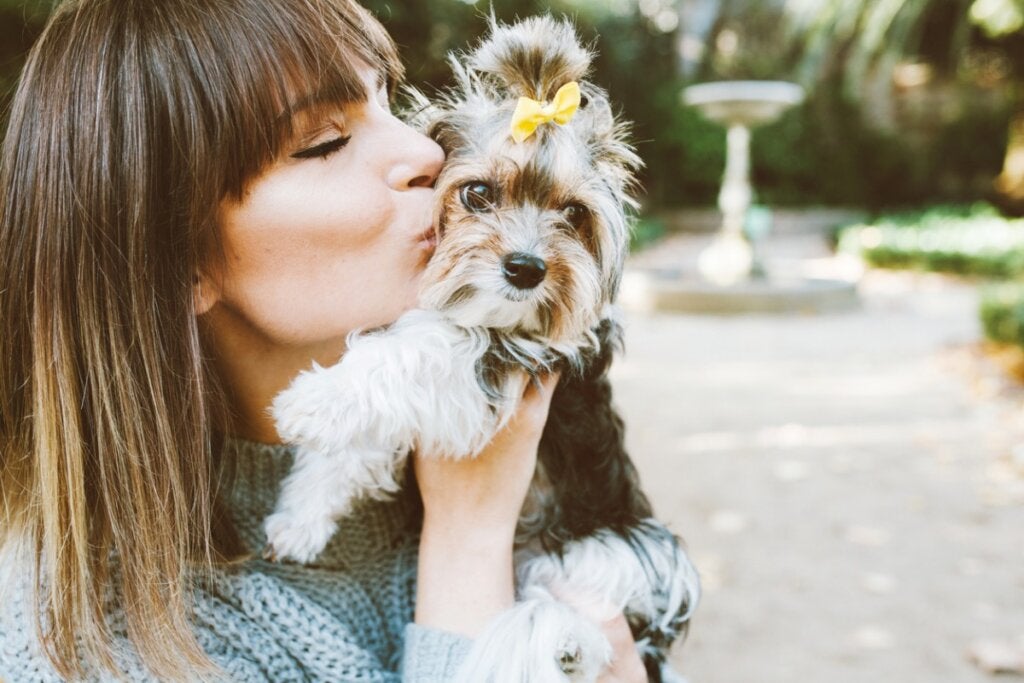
[506,370,561,434]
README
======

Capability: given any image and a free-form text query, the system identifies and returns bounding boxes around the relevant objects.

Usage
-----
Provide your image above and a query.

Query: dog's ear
[469,15,592,101]
[401,84,469,157]
[427,113,470,158]
[579,82,614,130]
[399,85,439,133]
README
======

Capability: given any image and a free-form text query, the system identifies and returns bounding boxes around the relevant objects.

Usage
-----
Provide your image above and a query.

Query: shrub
[838,203,1024,279]
[981,284,1024,347]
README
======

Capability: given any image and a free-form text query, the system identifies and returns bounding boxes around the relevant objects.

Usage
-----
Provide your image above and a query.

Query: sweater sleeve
[363,538,474,681]
[400,624,473,682]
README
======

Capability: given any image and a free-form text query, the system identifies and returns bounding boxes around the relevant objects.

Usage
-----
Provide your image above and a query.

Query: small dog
[266,16,699,682]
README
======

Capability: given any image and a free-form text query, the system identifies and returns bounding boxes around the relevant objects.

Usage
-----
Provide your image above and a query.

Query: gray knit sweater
[0,439,473,682]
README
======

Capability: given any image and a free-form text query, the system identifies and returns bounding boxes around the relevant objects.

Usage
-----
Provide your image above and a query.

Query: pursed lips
[416,225,437,248]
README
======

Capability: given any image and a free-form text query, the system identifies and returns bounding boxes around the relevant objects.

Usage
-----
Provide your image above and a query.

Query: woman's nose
[388,125,444,190]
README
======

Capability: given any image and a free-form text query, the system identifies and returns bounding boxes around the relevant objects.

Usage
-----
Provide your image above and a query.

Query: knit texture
[0,438,473,682]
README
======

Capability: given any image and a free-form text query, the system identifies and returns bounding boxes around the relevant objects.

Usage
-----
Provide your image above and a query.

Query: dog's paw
[555,635,588,678]
[454,597,610,683]
[551,614,611,682]
[262,511,337,564]
[270,363,346,447]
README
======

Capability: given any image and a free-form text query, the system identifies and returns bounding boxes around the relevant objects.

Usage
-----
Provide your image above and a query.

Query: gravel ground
[612,233,1024,682]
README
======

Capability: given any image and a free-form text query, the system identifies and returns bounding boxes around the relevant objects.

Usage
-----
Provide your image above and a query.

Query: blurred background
[3,0,1024,681]
[3,0,1022,213]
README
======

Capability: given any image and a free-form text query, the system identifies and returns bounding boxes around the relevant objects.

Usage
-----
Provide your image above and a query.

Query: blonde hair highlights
[0,0,402,678]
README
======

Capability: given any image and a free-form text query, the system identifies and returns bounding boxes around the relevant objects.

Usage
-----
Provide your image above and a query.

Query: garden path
[614,232,1024,682]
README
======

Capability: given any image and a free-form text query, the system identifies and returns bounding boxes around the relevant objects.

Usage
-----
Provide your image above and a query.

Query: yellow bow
[510,81,581,143]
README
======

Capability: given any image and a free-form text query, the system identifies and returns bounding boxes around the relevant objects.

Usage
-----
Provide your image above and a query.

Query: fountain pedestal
[685,80,804,286]
[699,123,754,285]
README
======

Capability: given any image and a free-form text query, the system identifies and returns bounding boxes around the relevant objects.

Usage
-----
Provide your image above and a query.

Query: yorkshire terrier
[266,16,699,682]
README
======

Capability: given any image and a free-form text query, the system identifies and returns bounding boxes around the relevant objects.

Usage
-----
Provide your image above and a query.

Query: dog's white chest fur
[266,308,522,562]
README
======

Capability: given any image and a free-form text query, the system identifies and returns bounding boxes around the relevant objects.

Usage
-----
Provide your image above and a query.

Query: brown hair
[0,0,401,679]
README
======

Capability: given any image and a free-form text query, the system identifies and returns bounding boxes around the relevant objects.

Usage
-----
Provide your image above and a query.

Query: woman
[0,0,646,680]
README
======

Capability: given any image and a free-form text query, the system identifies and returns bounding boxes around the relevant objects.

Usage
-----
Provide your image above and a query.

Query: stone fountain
[686,81,803,285]
[622,81,860,314]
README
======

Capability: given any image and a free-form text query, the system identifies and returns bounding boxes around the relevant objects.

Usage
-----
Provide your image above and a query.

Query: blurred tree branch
[784,0,1024,214]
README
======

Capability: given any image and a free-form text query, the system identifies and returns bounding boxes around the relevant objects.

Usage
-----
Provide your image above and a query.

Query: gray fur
[469,15,593,101]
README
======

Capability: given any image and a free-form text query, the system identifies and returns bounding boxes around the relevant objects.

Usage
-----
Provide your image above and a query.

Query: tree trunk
[993,105,1024,217]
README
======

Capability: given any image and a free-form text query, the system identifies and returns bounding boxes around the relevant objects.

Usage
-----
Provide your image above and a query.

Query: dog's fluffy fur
[265,16,699,681]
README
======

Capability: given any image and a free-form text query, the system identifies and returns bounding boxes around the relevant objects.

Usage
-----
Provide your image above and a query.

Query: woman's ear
[193,270,221,316]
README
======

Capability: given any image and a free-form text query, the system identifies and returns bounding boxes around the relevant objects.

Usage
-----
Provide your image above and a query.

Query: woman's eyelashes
[291,135,352,160]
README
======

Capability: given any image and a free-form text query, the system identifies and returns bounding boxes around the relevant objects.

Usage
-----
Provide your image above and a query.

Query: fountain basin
[620,267,859,315]
[682,81,805,127]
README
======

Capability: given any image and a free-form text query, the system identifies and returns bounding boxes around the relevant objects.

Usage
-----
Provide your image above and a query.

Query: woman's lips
[417,225,437,252]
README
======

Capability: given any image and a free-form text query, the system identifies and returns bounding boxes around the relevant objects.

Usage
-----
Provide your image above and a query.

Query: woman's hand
[593,613,649,683]
[414,373,559,637]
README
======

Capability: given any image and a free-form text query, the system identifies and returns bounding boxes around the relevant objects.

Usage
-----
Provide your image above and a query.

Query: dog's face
[415,17,639,344]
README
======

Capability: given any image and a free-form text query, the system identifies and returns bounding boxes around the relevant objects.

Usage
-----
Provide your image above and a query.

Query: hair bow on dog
[510,81,581,143]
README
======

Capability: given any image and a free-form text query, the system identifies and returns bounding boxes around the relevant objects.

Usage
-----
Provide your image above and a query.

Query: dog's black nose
[501,252,547,290]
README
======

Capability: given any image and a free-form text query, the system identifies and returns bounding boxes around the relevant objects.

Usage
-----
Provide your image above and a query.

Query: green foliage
[630,215,667,251]
[0,1,52,122]
[838,203,1024,277]
[700,1,793,82]
[980,282,1024,345]
[0,0,1017,211]
[778,0,1022,210]
[649,101,724,206]
[785,0,1023,91]
[0,0,55,16]
[689,0,1017,209]
[743,86,966,208]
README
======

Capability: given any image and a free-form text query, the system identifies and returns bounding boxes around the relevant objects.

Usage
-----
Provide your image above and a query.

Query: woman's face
[205,66,444,363]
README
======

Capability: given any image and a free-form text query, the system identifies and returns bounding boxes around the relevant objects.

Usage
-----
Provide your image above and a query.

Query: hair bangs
[204,0,403,199]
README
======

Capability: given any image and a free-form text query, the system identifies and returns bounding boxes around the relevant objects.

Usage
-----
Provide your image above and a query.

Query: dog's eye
[459,182,497,213]
[563,203,588,229]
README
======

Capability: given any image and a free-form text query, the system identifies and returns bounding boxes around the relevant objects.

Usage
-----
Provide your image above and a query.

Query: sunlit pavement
[615,233,1024,682]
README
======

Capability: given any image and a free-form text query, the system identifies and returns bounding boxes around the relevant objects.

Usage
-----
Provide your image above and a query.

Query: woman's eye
[459,182,497,213]
[291,135,351,160]
[563,203,588,228]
